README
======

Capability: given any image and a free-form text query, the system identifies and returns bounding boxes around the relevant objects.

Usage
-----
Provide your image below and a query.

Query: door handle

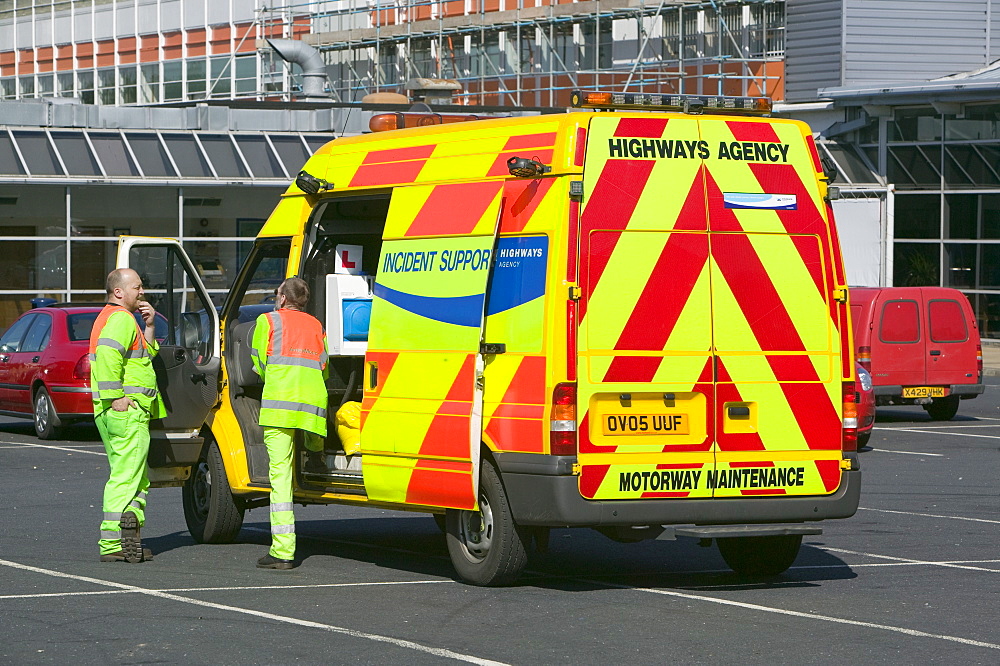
[0,355,8,362]
[480,342,506,355]
[929,350,941,356]
[727,406,751,418]
[32,356,40,363]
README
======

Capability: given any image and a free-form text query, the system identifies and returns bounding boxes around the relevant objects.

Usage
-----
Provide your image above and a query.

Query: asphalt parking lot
[2,383,1000,665]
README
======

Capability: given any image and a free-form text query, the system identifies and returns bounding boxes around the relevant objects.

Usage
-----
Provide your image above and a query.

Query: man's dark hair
[279,277,309,309]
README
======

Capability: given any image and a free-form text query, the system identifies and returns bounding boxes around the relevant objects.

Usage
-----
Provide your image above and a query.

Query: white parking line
[0,558,506,665]
[877,424,1000,430]
[858,507,1000,525]
[594,579,1000,650]
[868,448,944,456]
[0,579,453,601]
[890,428,1000,441]
[0,441,105,455]
[821,547,1000,574]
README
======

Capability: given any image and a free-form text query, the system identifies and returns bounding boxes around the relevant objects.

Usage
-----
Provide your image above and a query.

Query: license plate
[902,386,946,398]
[602,414,690,435]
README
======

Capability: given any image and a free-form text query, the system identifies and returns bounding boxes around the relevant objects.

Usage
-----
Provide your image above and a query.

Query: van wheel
[445,461,528,586]
[717,534,802,577]
[925,395,960,421]
[431,513,447,534]
[33,387,62,440]
[183,439,245,543]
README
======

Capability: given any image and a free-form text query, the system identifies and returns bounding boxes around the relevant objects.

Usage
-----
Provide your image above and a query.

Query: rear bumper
[496,452,861,527]
[874,384,984,399]
[49,385,94,420]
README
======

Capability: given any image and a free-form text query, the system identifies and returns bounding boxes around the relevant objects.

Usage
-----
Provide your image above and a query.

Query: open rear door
[117,237,221,451]
[361,182,503,509]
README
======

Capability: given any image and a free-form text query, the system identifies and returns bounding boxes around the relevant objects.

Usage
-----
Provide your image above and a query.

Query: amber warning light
[369,112,485,132]
[570,90,772,115]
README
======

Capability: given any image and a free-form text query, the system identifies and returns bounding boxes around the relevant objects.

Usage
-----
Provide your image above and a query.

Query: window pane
[0,314,37,352]
[13,131,63,175]
[90,132,140,176]
[980,245,1000,288]
[235,136,285,178]
[270,135,309,174]
[0,184,66,236]
[928,299,968,342]
[879,300,920,343]
[943,243,975,289]
[889,108,942,142]
[71,240,113,290]
[0,240,67,289]
[21,313,53,352]
[0,133,26,175]
[983,195,1000,239]
[895,194,939,239]
[888,146,940,188]
[162,134,212,177]
[944,145,1000,188]
[126,133,175,177]
[51,132,101,176]
[944,104,1000,140]
[199,135,248,178]
[975,293,1000,339]
[67,312,100,341]
[894,242,939,286]
[944,194,977,239]
[821,142,879,185]
[304,136,330,155]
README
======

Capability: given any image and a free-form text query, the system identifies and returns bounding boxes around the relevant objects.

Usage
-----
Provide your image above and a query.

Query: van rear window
[928,299,968,342]
[879,300,919,343]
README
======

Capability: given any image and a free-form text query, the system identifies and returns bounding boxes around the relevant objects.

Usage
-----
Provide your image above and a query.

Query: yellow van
[123,91,861,585]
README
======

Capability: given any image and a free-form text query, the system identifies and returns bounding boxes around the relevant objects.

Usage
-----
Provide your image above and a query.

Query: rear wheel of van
[183,439,245,543]
[717,534,802,577]
[445,461,528,586]
[925,395,960,421]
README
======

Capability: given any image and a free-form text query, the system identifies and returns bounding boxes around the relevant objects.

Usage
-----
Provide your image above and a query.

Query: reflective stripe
[88,353,96,362]
[129,499,142,509]
[261,400,327,418]
[124,347,149,359]
[137,491,148,500]
[97,381,124,391]
[266,355,324,371]
[97,337,126,353]
[270,502,294,512]
[268,311,283,357]
[319,350,329,366]
[250,348,260,358]
[124,386,158,397]
[271,524,295,535]
[103,512,122,521]
[100,530,120,539]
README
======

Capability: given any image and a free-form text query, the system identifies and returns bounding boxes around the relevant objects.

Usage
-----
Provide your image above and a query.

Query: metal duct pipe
[267,38,329,100]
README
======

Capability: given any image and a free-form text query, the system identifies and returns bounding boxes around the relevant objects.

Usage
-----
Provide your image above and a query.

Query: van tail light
[73,353,91,380]
[550,382,577,455]
[977,343,983,380]
[842,380,858,452]
[857,346,871,374]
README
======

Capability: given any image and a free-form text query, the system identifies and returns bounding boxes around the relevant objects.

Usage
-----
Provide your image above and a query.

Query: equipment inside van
[850,286,984,420]
[120,90,861,585]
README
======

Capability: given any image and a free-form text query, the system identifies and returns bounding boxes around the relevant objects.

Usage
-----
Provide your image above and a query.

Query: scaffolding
[259,0,785,107]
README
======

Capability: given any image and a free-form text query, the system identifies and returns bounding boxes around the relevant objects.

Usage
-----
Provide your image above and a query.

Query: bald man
[90,268,165,563]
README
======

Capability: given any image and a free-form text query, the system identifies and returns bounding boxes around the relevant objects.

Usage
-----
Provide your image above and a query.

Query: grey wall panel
[785,0,844,101]
[842,0,992,85]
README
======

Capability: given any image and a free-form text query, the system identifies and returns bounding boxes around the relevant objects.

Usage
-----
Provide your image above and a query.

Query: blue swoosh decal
[373,283,485,327]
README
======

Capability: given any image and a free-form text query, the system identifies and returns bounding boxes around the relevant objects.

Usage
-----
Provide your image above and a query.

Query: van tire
[717,534,802,577]
[445,461,528,586]
[183,439,245,543]
[925,395,960,421]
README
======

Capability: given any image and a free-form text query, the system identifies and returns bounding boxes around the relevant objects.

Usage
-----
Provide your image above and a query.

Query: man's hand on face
[137,300,156,327]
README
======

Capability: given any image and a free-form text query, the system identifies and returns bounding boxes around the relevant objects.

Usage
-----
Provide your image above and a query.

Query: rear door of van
[870,289,925,387]
[923,288,978,387]
[577,114,846,501]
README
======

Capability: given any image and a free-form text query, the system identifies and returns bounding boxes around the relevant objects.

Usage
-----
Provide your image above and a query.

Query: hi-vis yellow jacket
[251,308,330,436]
[89,304,165,418]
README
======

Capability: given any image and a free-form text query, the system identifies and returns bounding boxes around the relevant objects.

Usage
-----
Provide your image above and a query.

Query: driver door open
[117,237,221,467]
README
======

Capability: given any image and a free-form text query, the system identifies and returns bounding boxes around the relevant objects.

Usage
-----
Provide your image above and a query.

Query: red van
[850,287,984,420]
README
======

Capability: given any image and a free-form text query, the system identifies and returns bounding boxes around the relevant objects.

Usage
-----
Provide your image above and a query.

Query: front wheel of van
[445,461,528,586]
[717,534,802,577]
[183,439,245,543]
[925,395,960,421]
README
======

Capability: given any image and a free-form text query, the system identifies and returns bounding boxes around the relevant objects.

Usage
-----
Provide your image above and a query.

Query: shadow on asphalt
[0,419,101,442]
[148,515,857,591]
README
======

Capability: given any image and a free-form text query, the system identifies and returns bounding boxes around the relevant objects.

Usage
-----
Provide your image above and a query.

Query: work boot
[99,551,128,563]
[119,511,143,563]
[257,554,295,570]
[304,451,326,474]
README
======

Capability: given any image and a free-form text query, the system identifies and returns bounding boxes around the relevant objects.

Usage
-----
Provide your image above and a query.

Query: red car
[857,363,875,449]
[0,304,166,439]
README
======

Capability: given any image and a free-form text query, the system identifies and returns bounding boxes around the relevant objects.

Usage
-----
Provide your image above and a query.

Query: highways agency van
[850,286,984,420]
[123,91,861,585]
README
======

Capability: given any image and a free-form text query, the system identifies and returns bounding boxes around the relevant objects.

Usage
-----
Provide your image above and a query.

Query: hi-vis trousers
[263,427,323,560]
[96,405,150,555]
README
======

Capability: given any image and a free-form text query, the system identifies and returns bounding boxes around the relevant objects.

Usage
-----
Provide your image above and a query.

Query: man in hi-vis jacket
[91,268,164,563]
[251,276,329,570]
